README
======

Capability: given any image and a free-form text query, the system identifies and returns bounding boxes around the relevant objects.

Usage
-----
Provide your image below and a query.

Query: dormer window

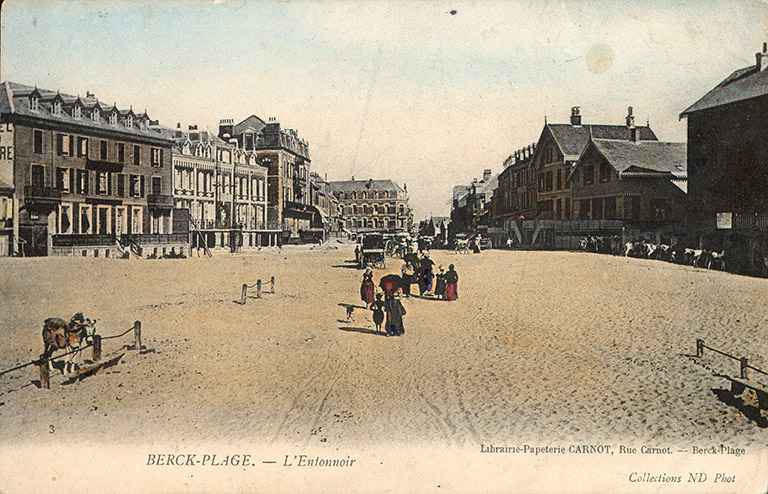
[53,100,62,116]
[109,112,117,125]
[126,115,133,128]
[92,108,100,122]
[30,94,39,111]
[73,105,82,119]
[140,119,148,131]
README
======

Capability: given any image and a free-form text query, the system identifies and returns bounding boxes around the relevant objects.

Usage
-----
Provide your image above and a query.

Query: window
[100,140,107,160]
[109,112,117,125]
[583,165,594,186]
[118,143,125,163]
[565,198,571,220]
[545,171,553,191]
[59,204,72,234]
[546,148,553,163]
[77,170,89,194]
[126,115,133,128]
[565,167,571,188]
[80,205,92,234]
[117,174,125,197]
[579,199,590,219]
[33,130,43,154]
[31,165,44,188]
[651,198,668,221]
[56,168,70,192]
[600,162,612,183]
[30,95,39,111]
[538,173,545,192]
[74,137,87,157]
[97,172,108,194]
[134,145,141,165]
[91,108,100,122]
[57,134,74,156]
[556,169,562,190]
[151,147,162,167]
[152,177,161,196]
[53,100,62,116]
[605,197,617,219]
[130,174,143,197]
[73,105,81,119]
[556,198,562,219]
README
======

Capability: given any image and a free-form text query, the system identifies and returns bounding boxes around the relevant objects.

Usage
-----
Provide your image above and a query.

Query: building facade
[220,116,312,243]
[310,172,341,239]
[330,179,412,233]
[152,123,275,250]
[490,143,537,239]
[450,169,497,237]
[570,137,688,226]
[0,82,184,257]
[531,107,658,220]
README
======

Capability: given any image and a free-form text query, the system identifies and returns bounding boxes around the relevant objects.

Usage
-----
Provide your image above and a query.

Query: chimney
[483,169,492,183]
[756,42,768,72]
[218,118,234,140]
[570,106,582,126]
[626,106,635,128]
[188,124,198,131]
[175,122,182,138]
[86,91,95,99]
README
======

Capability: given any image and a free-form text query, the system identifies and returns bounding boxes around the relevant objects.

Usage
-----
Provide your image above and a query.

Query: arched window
[352,205,358,215]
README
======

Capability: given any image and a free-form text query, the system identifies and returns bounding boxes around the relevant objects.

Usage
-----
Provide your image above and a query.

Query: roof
[547,123,658,161]
[681,64,768,116]
[329,179,405,194]
[233,115,267,136]
[589,139,687,175]
[1,81,166,141]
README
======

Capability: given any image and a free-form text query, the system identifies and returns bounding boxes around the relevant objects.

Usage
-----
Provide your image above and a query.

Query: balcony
[24,186,62,205]
[86,158,123,173]
[147,194,174,210]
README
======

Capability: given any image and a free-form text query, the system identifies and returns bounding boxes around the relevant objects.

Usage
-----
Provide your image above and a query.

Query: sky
[2,0,768,219]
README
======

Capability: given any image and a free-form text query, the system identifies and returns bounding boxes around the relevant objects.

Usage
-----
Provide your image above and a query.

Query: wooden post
[741,357,749,379]
[92,335,102,362]
[696,339,704,358]
[38,358,50,389]
[270,276,275,294]
[133,320,142,350]
[256,279,262,299]
[241,283,248,304]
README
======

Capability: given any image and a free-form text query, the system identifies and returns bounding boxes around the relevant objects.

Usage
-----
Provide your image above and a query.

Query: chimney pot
[570,106,582,126]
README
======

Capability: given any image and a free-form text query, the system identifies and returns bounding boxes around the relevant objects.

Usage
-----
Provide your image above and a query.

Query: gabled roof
[681,64,768,116]
[547,123,658,161]
[329,179,405,194]
[233,115,267,136]
[587,139,686,175]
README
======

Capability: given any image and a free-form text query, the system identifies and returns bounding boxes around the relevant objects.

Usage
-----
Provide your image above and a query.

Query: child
[371,293,385,334]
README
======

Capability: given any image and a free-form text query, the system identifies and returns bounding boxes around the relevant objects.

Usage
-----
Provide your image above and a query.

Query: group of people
[357,258,459,337]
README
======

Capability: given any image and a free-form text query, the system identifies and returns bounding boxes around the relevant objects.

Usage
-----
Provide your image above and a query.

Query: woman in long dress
[360,270,375,309]
[444,264,459,301]
[384,294,406,336]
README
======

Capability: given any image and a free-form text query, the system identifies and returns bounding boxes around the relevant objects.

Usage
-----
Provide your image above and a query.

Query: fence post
[741,357,749,379]
[696,339,704,358]
[38,358,50,389]
[133,320,142,350]
[241,283,248,304]
[92,334,102,362]
[270,276,275,294]
[256,279,262,299]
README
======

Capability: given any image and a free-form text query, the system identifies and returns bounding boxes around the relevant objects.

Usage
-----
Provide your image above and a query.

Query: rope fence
[696,338,768,380]
[0,320,143,390]
[238,276,276,304]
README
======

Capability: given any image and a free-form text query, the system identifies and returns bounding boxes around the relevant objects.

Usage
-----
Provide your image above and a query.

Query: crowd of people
[357,254,459,337]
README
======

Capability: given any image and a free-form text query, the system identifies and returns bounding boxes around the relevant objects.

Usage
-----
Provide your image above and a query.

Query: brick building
[532,107,658,220]
[570,137,688,225]
[0,82,184,257]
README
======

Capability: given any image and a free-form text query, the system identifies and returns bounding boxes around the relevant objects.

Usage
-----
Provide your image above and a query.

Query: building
[450,169,497,237]
[0,82,184,257]
[0,117,14,256]
[680,43,768,217]
[570,136,688,225]
[310,172,341,240]
[330,178,412,233]
[489,143,537,243]
[219,116,312,243]
[151,123,275,250]
[531,107,658,220]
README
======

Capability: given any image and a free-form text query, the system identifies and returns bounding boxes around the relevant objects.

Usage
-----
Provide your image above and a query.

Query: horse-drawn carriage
[360,233,386,269]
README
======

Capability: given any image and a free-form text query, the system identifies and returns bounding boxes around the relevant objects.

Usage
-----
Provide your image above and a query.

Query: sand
[0,246,767,492]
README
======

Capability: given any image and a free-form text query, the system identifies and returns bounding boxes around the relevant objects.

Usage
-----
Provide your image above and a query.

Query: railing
[147,194,174,208]
[24,186,61,202]
[696,339,768,380]
[53,234,116,246]
[121,233,188,245]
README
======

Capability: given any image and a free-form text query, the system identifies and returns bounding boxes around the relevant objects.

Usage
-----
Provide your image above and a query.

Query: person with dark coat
[400,261,414,297]
[444,264,459,301]
[360,269,375,309]
[384,294,406,336]
[371,293,385,333]
[354,245,361,266]
[417,254,435,296]
[434,266,447,299]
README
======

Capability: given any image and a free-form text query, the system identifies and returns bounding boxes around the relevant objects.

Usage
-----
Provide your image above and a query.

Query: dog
[345,305,355,321]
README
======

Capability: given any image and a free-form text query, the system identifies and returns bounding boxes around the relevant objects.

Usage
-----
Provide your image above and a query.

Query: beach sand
[0,247,766,491]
